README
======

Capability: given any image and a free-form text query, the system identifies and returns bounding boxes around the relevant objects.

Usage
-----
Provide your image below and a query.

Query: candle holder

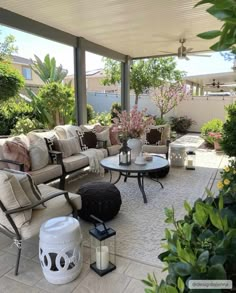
[186,150,196,170]
[89,215,116,276]
[119,140,131,165]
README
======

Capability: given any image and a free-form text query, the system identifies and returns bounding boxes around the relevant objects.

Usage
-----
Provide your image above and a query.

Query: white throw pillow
[3,169,44,209]
[54,137,81,158]
[95,128,111,147]
[29,139,49,171]
[0,171,32,231]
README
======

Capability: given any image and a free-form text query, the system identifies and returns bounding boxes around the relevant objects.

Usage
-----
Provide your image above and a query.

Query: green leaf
[218,194,224,210]
[210,255,226,265]
[182,223,193,241]
[174,262,192,276]
[177,277,185,292]
[207,6,233,20]
[193,202,208,227]
[208,264,227,279]
[184,200,192,213]
[209,210,224,230]
[142,279,153,287]
[194,0,215,7]
[197,30,222,39]
[197,250,209,268]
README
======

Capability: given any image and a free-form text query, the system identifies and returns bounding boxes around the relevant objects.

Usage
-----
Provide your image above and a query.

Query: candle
[96,246,109,270]
[187,159,193,167]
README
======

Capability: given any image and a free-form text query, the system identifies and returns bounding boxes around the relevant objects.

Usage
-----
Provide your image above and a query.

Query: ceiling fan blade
[186,48,193,52]
[158,50,175,54]
[188,54,211,57]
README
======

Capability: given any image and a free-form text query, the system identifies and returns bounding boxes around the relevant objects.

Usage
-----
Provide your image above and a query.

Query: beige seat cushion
[0,171,32,232]
[142,144,168,154]
[29,164,63,185]
[20,184,81,240]
[62,154,89,173]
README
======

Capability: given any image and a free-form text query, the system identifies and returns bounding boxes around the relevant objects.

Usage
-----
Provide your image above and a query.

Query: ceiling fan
[206,79,224,88]
[159,39,211,60]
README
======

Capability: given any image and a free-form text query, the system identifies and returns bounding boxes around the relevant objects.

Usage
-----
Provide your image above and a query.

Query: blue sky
[0,25,233,75]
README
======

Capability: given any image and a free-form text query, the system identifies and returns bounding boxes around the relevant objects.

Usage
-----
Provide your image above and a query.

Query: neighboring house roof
[12,55,33,65]
[64,69,103,80]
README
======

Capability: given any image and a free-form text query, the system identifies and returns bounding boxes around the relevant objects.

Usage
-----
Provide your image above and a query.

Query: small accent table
[100,156,169,203]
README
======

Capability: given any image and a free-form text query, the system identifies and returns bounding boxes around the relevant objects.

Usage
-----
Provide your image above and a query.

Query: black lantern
[89,215,116,277]
[186,150,196,170]
[119,140,131,165]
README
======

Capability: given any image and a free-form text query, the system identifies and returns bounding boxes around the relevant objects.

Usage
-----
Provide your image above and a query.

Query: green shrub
[0,97,35,135]
[87,104,95,122]
[144,164,236,292]
[201,118,223,146]
[110,102,121,121]
[221,103,236,157]
[170,116,195,133]
[0,61,25,101]
[154,117,167,125]
[89,112,112,126]
[11,117,43,135]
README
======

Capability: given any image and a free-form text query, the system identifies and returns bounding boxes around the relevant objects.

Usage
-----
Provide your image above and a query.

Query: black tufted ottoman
[78,182,122,222]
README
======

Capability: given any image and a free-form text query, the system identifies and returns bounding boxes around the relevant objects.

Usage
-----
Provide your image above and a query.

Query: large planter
[127,138,143,160]
[214,141,222,152]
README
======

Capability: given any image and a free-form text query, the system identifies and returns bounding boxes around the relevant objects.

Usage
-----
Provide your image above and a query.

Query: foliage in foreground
[143,160,236,292]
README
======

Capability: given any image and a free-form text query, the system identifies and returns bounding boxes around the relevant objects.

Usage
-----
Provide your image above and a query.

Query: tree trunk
[135,94,139,105]
[55,110,60,126]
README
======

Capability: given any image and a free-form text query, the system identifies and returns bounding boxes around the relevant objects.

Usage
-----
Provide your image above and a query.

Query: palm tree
[31,54,68,83]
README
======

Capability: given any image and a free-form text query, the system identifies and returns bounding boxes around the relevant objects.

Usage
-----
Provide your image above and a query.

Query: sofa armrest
[49,150,63,165]
[0,159,24,171]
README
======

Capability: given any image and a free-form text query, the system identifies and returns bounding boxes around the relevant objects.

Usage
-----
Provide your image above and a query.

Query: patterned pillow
[3,169,44,209]
[3,139,31,171]
[53,137,81,158]
[145,128,164,145]
[77,131,97,151]
[0,171,32,230]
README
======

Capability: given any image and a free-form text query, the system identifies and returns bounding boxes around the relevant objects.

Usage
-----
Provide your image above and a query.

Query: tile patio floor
[0,151,228,293]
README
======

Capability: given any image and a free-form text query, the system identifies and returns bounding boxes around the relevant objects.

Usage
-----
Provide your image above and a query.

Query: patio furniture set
[0,123,171,282]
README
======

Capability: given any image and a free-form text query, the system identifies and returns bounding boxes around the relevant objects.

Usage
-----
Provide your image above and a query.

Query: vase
[127,138,143,160]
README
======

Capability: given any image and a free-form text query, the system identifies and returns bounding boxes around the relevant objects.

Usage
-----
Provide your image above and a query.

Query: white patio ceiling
[0,0,221,58]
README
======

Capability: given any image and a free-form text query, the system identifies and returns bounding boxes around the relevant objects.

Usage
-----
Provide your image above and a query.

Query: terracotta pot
[214,141,222,151]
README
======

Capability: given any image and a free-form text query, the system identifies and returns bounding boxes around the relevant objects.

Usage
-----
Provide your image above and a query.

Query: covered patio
[0,1,228,292]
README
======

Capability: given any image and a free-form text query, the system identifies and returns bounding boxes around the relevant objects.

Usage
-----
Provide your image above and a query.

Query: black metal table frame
[108,170,164,204]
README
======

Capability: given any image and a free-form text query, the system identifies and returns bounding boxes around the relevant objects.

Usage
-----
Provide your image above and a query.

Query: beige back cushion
[148,124,170,145]
[0,171,32,231]
[3,169,44,209]
[54,125,81,139]
[54,137,81,158]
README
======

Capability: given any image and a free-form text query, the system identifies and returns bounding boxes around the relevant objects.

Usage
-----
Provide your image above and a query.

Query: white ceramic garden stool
[39,216,83,285]
[170,144,186,167]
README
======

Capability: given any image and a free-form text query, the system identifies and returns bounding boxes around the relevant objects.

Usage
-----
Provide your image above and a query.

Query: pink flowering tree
[112,105,154,139]
[151,82,191,119]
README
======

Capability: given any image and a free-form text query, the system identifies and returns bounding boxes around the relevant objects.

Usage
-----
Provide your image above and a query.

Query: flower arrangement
[112,105,154,139]
[208,131,222,142]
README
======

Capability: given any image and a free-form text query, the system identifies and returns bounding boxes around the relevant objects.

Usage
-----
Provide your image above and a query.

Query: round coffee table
[100,156,169,203]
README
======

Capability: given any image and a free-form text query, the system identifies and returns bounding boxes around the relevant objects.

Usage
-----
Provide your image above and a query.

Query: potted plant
[208,131,222,151]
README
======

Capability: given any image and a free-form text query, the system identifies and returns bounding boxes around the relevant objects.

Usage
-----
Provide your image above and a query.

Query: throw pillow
[3,169,44,209]
[29,138,49,171]
[77,131,97,151]
[0,171,32,230]
[53,137,81,158]
[109,125,120,145]
[3,138,31,171]
[145,128,164,145]
[95,127,111,147]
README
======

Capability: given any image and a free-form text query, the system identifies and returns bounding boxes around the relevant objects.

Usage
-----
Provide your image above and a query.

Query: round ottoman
[170,144,186,167]
[78,182,122,222]
[39,216,83,285]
